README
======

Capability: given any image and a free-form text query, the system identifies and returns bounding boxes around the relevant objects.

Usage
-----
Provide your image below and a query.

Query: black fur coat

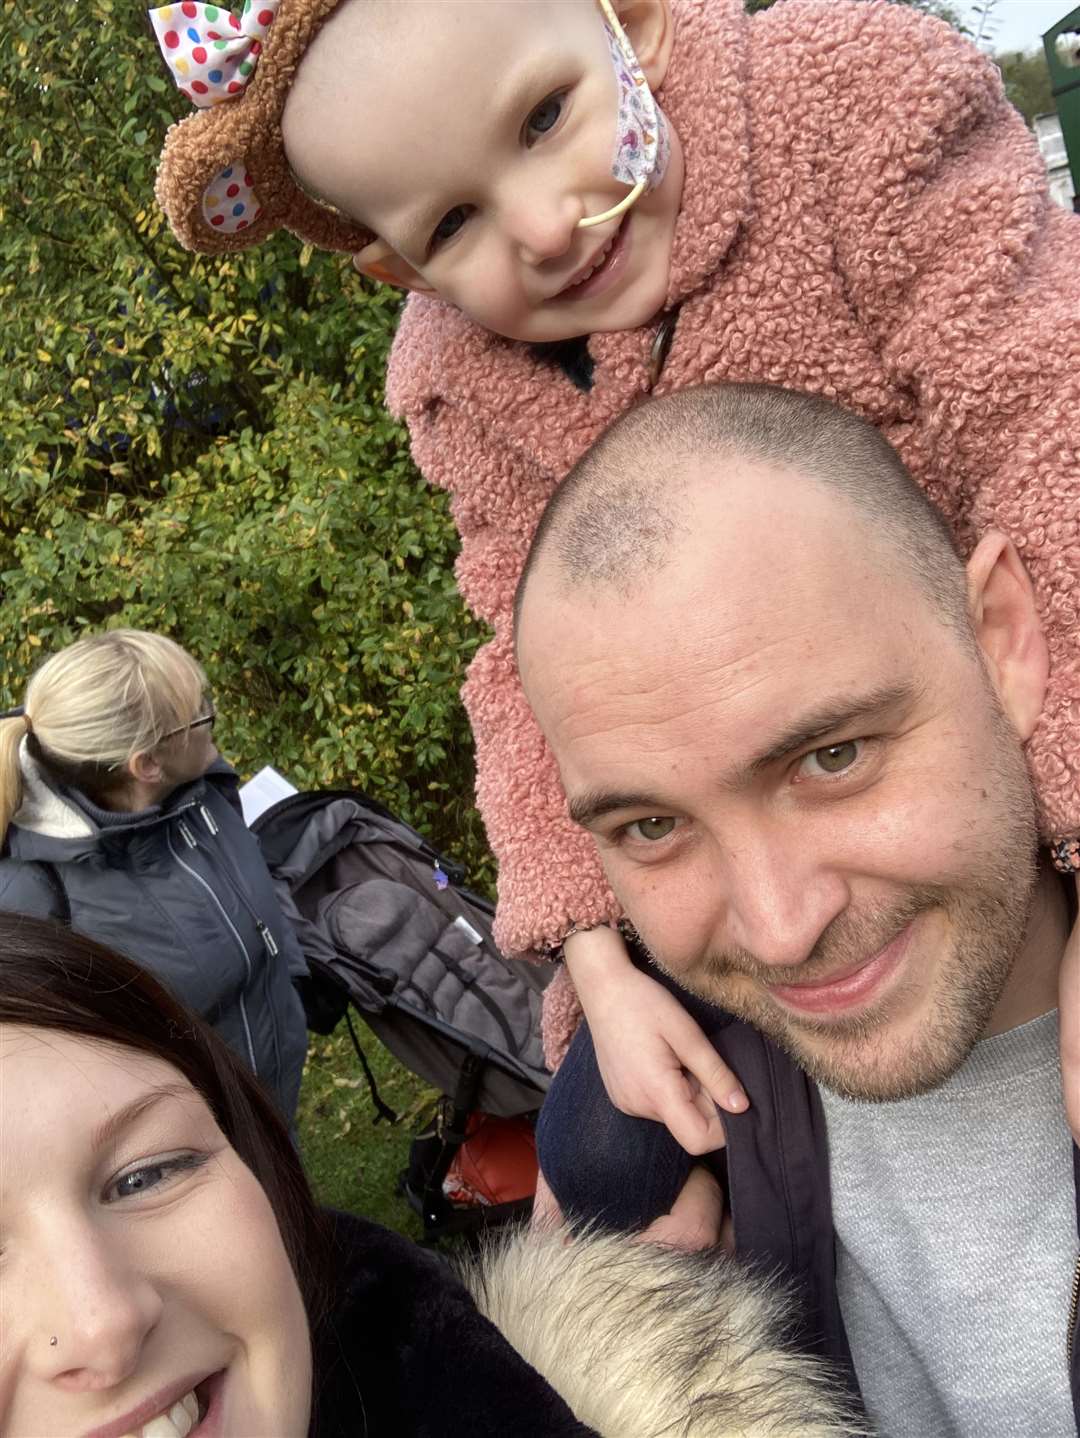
[310,1211,594,1437]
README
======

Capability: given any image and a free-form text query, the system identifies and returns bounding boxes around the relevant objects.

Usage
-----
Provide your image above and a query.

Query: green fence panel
[1044,5,1080,209]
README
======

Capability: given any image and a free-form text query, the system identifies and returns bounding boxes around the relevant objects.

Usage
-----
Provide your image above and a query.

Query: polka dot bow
[149,1,279,233]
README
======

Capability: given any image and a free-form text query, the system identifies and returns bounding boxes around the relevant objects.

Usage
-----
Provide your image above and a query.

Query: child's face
[284,0,685,342]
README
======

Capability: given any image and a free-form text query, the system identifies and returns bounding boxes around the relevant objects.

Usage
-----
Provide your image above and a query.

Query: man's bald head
[513,384,1054,1105]
[514,383,969,648]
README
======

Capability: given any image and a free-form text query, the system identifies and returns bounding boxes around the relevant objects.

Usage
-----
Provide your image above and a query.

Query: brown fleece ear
[153,0,374,255]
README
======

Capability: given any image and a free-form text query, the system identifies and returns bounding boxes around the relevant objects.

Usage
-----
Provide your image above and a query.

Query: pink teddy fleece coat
[386,0,1080,1067]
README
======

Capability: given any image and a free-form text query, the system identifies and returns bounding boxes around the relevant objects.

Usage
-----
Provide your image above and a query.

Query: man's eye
[431,206,470,247]
[798,740,863,778]
[105,1153,206,1202]
[626,816,677,842]
[525,92,565,145]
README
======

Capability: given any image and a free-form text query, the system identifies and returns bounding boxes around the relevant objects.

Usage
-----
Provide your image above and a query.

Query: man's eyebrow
[91,1081,194,1154]
[566,681,917,829]
[741,680,918,779]
[569,789,672,828]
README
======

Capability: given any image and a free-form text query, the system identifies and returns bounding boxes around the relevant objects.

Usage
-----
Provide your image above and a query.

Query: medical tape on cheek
[600,0,670,195]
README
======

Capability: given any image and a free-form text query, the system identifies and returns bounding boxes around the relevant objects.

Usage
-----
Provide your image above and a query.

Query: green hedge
[1,2,491,877]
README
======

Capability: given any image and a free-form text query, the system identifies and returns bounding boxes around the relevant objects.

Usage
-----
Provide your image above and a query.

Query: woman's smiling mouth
[84,1371,220,1438]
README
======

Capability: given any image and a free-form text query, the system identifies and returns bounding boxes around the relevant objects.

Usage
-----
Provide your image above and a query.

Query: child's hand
[531,1164,732,1253]
[1060,876,1080,1143]
[564,926,748,1157]
[639,1164,731,1253]
[531,1168,565,1235]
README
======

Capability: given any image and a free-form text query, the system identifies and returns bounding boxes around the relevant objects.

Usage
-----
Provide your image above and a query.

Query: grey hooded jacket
[0,744,308,1118]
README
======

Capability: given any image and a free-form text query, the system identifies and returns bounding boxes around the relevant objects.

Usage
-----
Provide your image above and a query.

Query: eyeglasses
[161,706,216,742]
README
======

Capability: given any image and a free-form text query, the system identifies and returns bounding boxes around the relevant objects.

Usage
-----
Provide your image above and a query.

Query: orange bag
[442,1113,539,1208]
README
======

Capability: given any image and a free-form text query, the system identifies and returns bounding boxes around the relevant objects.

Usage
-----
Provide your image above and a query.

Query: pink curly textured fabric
[386,0,1080,1069]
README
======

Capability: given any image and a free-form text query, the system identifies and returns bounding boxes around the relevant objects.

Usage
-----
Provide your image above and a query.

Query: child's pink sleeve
[387,364,622,971]
[798,0,1080,839]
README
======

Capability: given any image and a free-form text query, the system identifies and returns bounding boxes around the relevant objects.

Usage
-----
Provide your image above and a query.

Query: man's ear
[612,0,676,89]
[966,530,1049,742]
[352,239,436,294]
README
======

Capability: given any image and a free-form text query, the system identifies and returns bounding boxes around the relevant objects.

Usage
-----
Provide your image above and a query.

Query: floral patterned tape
[597,0,669,193]
[149,1,279,233]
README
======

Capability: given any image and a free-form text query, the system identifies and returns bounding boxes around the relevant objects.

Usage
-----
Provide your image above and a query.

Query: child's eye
[431,206,471,248]
[105,1152,208,1202]
[524,91,566,146]
[796,739,864,779]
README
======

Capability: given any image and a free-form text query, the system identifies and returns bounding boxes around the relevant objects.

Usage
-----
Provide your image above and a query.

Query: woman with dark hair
[0,914,863,1438]
[0,912,591,1438]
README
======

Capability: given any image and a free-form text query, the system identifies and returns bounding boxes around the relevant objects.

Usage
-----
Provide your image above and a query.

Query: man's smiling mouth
[764,921,918,1018]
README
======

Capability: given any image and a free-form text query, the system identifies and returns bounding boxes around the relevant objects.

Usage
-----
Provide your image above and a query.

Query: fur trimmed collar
[464,1227,868,1436]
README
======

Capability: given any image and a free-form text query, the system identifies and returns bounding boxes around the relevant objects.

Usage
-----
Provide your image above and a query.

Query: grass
[296,1017,438,1237]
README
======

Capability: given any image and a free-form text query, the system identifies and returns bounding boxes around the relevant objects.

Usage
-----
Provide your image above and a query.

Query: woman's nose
[32,1230,163,1392]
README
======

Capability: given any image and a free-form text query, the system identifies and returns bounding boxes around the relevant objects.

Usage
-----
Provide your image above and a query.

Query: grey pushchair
[254,789,556,1238]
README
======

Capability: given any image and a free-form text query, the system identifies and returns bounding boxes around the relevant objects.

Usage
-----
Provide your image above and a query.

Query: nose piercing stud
[49,1336,58,1347]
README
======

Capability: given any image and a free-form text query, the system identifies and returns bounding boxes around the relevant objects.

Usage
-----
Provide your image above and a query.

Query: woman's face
[0,1026,312,1437]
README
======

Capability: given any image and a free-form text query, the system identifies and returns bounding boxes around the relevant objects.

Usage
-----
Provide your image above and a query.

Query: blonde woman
[0,629,308,1118]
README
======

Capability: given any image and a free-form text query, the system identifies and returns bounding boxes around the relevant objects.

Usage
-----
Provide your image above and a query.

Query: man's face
[283,0,684,342]
[520,464,1047,1101]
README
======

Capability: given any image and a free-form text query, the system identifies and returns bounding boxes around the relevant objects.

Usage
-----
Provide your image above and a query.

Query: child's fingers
[530,1167,567,1235]
[1060,877,1080,1144]
[637,1165,725,1251]
[656,1070,727,1155]
[671,1020,749,1114]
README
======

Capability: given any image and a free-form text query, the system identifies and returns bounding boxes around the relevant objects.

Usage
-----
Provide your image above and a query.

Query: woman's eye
[798,740,863,779]
[525,92,565,145]
[626,816,677,842]
[431,206,470,247]
[106,1153,206,1202]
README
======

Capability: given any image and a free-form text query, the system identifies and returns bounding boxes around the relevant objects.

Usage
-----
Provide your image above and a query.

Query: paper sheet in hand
[239,765,298,826]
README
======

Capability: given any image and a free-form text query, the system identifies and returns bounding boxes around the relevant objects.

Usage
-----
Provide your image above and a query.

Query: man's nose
[31,1225,163,1392]
[718,828,851,970]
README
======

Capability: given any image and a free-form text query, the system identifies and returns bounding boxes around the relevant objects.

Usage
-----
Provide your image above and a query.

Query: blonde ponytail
[0,714,30,842]
[4,630,207,835]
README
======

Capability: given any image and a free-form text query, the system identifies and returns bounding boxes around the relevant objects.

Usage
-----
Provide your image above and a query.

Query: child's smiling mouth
[553,214,631,302]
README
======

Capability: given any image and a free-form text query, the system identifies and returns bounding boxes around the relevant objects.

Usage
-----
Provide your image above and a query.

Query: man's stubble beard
[639,717,1041,1103]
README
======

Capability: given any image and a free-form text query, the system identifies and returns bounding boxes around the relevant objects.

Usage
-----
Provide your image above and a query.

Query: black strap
[344,1009,399,1126]
[35,861,71,924]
